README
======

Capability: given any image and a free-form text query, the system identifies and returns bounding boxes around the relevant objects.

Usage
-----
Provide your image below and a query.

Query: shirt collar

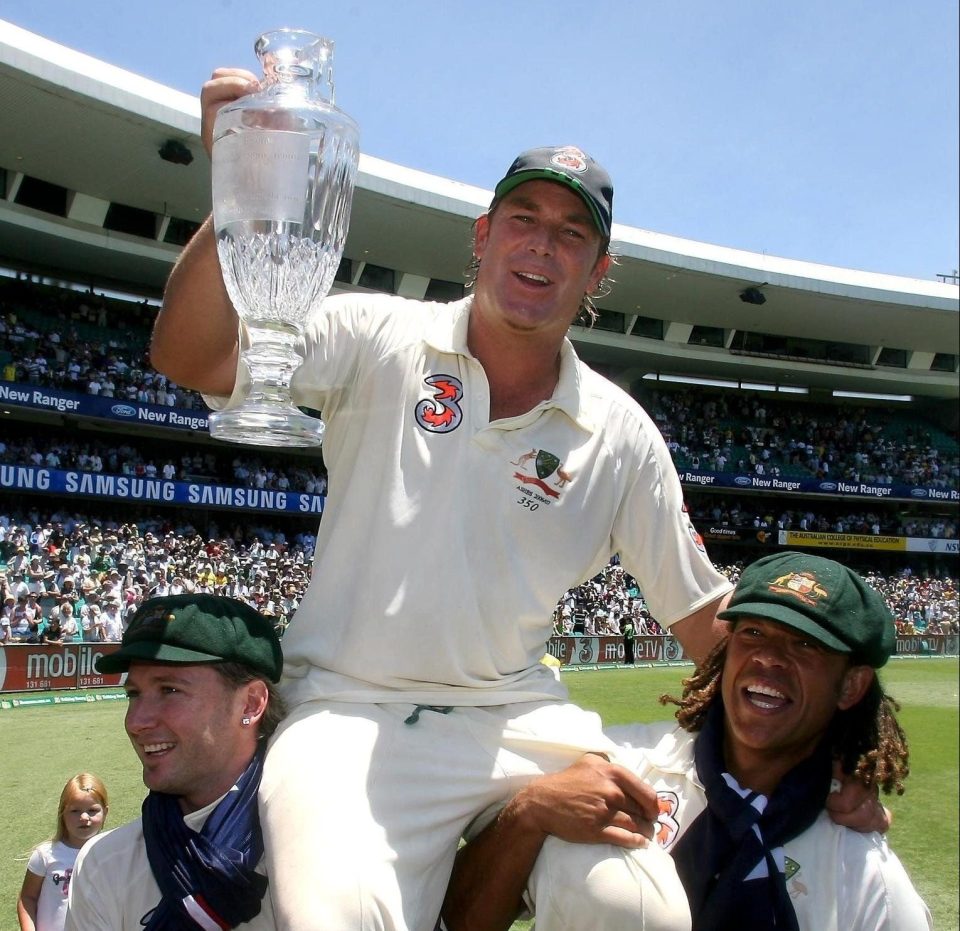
[423,295,472,356]
[424,295,595,432]
[642,725,705,789]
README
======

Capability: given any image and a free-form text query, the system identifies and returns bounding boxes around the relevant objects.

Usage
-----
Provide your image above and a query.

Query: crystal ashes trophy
[209,28,359,447]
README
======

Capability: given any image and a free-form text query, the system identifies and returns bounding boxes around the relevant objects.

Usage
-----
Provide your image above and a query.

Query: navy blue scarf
[671,701,831,931]
[141,745,268,930]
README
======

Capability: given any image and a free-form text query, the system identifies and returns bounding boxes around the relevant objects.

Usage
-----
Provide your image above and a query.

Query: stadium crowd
[2,431,955,539]
[689,496,958,540]
[552,558,958,640]
[2,280,958,495]
[0,328,204,412]
[2,509,956,646]
[0,280,206,411]
[1,277,957,650]
[0,428,329,497]
[650,388,960,489]
[0,509,315,644]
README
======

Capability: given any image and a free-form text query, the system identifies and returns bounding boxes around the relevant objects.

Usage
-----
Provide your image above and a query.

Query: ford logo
[819,482,837,492]
[734,476,752,486]
[910,488,928,498]
[111,404,137,418]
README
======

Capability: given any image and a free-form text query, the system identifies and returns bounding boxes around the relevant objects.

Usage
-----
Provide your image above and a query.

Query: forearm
[17,903,37,931]
[670,591,731,666]
[16,903,37,931]
[152,216,240,396]
[17,880,40,931]
[442,795,547,931]
[443,750,658,931]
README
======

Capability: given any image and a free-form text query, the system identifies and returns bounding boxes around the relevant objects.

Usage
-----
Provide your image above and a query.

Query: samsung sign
[0,465,324,516]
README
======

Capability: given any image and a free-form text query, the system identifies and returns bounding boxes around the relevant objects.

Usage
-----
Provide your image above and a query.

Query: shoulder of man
[74,819,146,872]
[320,290,464,326]
[576,362,665,442]
[605,720,685,761]
[785,812,933,930]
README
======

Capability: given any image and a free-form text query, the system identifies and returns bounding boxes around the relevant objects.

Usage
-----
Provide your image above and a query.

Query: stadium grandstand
[1,19,957,665]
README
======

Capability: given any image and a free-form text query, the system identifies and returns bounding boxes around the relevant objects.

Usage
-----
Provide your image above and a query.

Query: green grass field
[2,659,957,929]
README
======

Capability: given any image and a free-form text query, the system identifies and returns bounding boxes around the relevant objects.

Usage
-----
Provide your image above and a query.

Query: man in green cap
[67,594,285,931]
[444,552,932,931]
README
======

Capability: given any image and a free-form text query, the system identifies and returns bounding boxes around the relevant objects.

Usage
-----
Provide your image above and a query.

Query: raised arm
[669,591,732,667]
[151,69,259,396]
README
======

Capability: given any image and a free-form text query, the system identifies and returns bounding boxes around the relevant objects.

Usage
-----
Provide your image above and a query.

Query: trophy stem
[208,327,324,447]
[244,327,301,406]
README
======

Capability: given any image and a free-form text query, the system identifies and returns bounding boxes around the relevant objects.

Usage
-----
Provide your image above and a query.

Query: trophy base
[209,402,325,448]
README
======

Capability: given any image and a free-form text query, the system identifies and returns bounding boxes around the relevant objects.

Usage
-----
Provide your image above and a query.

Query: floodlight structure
[158,139,193,166]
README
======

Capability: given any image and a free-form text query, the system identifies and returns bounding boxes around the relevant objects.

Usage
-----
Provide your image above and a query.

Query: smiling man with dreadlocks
[444,553,932,931]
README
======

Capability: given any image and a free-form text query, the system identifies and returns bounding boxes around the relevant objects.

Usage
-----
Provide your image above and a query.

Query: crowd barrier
[1,635,958,693]
[547,634,688,666]
[544,633,960,667]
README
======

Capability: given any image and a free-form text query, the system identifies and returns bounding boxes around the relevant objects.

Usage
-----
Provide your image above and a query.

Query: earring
[241,716,251,726]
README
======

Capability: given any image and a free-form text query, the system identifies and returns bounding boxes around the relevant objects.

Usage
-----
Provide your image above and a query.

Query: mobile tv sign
[0,644,126,693]
[545,636,688,666]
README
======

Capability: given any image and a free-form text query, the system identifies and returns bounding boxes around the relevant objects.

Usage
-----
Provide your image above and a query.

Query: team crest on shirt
[785,856,808,899]
[510,448,572,509]
[655,791,681,848]
[415,374,463,434]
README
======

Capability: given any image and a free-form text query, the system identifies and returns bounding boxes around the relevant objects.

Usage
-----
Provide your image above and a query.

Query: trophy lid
[255,28,335,102]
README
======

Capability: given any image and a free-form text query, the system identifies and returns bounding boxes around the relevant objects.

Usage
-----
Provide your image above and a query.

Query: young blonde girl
[17,773,109,931]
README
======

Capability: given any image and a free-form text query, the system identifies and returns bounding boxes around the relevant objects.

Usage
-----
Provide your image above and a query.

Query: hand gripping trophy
[209,28,359,446]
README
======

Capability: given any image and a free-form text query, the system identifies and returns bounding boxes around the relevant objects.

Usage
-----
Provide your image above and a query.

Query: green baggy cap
[96,594,283,682]
[717,551,895,667]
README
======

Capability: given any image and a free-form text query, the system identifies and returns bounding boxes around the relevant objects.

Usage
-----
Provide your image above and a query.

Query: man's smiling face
[123,662,254,813]
[720,617,871,790]
[471,180,610,340]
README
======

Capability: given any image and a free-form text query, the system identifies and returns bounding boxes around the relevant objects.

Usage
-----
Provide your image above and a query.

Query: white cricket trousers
[260,698,690,931]
[525,835,691,931]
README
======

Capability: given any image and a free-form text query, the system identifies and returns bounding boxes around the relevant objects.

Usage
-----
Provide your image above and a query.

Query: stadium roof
[1,19,957,400]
